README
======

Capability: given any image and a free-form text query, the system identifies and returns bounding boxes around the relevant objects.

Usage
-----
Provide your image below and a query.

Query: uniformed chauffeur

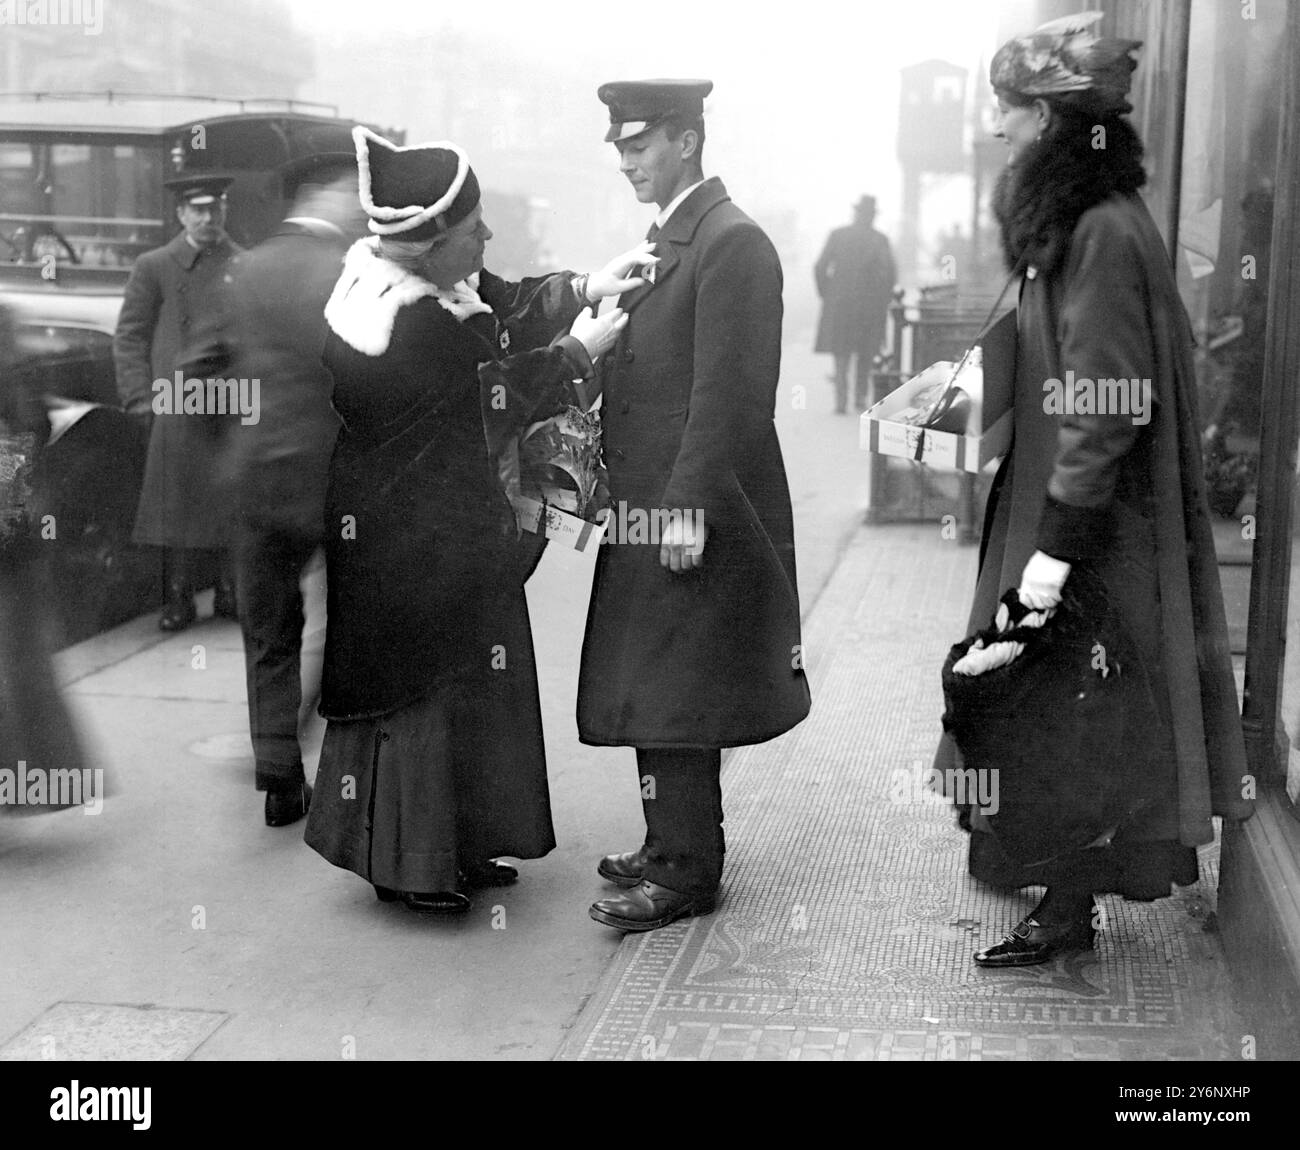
[113,173,244,631]
[581,79,812,932]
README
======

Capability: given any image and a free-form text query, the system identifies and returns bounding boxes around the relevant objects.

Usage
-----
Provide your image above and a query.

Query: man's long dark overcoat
[113,230,243,547]
[577,177,811,748]
[813,222,896,358]
[220,220,349,539]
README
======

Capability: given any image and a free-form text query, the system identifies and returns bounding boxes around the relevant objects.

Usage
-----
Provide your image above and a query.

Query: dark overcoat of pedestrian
[934,192,1252,896]
[813,222,896,358]
[577,177,811,748]
[219,221,348,539]
[113,230,243,547]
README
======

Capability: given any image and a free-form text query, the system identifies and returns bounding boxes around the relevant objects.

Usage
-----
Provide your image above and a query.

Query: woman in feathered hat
[303,127,655,914]
[933,13,1250,966]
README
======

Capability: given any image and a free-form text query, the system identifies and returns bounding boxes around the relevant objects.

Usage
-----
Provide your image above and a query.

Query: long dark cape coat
[113,231,243,548]
[577,178,811,748]
[934,192,1251,897]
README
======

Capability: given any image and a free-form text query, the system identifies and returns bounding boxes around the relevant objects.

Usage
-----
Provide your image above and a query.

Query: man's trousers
[636,747,724,897]
[234,526,323,791]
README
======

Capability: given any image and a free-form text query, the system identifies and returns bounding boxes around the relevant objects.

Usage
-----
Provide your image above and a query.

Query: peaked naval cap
[353,126,481,241]
[990,11,1141,116]
[164,173,234,206]
[597,78,713,143]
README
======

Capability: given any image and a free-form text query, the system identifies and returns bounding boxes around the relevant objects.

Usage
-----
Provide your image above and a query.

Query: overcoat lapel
[616,178,729,316]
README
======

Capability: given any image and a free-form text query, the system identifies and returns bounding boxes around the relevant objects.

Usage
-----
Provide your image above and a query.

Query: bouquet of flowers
[515,404,610,520]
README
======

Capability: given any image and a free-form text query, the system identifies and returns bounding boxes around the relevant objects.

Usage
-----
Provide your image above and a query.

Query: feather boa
[992,112,1146,276]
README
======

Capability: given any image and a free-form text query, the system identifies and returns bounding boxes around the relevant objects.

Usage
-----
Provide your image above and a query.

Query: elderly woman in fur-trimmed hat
[303,127,654,914]
[932,12,1250,966]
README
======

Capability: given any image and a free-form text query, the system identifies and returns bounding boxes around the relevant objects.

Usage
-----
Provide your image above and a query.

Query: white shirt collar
[655,179,705,229]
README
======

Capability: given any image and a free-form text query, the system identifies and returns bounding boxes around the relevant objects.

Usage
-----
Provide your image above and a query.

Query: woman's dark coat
[935,190,1252,896]
[317,243,586,724]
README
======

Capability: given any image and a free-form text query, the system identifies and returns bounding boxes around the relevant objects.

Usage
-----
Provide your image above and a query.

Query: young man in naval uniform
[581,79,811,932]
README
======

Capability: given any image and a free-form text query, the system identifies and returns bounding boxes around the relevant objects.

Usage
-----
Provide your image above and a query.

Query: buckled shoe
[973,913,1096,968]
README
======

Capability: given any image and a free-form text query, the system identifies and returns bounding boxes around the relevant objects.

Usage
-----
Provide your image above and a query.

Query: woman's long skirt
[304,666,556,894]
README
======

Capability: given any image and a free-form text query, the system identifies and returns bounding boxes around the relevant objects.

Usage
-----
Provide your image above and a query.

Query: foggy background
[294,0,1022,327]
[1,0,1050,336]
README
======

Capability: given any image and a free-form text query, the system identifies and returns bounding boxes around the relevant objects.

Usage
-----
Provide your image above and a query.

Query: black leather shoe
[265,782,311,827]
[973,914,1096,968]
[158,597,196,632]
[460,860,518,888]
[589,880,716,933]
[597,847,647,889]
[400,890,471,915]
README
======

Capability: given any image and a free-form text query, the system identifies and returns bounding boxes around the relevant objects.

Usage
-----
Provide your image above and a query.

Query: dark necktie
[646,222,661,243]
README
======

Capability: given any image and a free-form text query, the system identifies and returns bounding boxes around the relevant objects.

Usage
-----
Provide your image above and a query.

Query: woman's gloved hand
[585,242,659,301]
[569,306,627,360]
[952,551,1072,677]
[1017,549,1072,615]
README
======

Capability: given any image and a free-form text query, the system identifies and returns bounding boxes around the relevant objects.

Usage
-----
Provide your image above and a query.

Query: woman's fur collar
[993,115,1146,276]
[325,238,440,356]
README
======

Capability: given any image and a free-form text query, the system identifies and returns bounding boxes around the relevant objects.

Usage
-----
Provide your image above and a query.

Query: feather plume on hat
[990,10,1142,115]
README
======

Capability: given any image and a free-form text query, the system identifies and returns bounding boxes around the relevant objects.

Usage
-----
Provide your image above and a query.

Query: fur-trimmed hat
[353,126,481,241]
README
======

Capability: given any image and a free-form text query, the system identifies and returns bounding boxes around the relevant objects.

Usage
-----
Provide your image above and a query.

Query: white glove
[952,551,1071,677]
[585,242,659,301]
[1017,549,1072,612]
[569,306,627,360]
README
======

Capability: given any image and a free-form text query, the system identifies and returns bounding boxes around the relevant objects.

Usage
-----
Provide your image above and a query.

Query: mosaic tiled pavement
[557,524,1247,1061]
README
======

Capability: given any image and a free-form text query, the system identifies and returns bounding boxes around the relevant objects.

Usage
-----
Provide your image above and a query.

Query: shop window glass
[1175,0,1284,677]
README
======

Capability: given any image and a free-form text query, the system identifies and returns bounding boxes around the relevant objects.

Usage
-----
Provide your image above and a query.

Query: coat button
[620,400,630,414]
[623,348,635,362]
[612,448,626,460]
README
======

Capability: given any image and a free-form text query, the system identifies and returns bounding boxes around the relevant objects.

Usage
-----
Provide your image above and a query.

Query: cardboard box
[511,495,606,553]
[860,309,1017,473]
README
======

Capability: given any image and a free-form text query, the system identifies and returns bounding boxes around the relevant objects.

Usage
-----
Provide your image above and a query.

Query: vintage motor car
[0,92,390,644]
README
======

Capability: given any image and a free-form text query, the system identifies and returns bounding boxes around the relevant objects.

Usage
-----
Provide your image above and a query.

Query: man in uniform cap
[114,172,243,631]
[582,79,811,932]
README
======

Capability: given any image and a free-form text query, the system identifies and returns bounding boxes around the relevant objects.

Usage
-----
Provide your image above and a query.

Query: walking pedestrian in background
[217,151,367,827]
[814,194,896,414]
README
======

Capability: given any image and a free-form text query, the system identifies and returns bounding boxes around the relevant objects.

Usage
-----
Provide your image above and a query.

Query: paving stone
[0,1002,228,1061]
